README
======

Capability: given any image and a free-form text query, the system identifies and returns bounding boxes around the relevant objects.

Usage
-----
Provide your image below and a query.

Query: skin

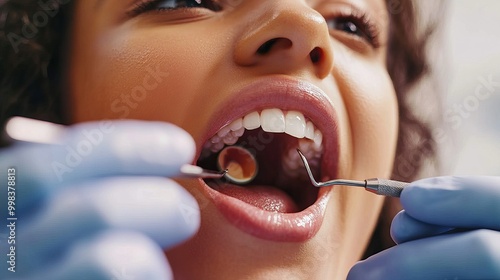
[69,0,398,279]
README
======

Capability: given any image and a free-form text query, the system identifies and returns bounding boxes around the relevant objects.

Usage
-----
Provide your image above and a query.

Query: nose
[233,2,334,79]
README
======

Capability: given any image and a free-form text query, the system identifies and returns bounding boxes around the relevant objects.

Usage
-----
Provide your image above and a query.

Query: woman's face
[69,0,398,278]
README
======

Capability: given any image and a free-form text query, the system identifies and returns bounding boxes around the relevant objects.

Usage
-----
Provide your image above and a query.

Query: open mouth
[194,77,339,242]
[197,109,323,213]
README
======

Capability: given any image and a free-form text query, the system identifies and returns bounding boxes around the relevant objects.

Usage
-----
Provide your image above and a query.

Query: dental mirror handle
[180,164,227,179]
[3,116,226,179]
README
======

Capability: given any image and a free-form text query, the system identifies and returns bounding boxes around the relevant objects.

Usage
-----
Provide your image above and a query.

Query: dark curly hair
[0,0,443,253]
[0,0,73,130]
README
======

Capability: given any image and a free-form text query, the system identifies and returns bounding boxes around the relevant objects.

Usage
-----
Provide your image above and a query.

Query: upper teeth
[201,109,324,183]
[249,109,322,145]
[204,109,323,153]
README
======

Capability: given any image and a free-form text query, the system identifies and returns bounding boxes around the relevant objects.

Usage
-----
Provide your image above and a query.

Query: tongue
[214,183,299,213]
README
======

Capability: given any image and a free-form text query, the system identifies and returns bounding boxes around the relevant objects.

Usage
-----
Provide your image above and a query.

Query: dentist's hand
[348,176,500,280]
[0,120,200,280]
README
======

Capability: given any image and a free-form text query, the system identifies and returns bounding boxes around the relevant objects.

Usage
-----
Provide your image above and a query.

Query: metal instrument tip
[296,149,321,187]
[296,149,366,188]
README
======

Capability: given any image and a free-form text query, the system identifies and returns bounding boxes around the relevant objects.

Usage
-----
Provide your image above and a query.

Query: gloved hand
[0,120,199,280]
[348,176,500,280]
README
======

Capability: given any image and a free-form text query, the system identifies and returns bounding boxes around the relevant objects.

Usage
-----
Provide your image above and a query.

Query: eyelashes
[128,1,382,48]
[325,9,382,48]
[128,0,223,17]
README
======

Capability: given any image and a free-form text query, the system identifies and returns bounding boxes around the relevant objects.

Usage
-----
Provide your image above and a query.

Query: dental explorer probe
[297,149,408,197]
[4,116,227,179]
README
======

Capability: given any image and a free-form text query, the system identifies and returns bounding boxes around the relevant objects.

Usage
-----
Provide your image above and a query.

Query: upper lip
[196,75,339,181]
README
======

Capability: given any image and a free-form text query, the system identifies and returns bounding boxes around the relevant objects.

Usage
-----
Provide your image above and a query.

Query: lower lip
[199,179,332,242]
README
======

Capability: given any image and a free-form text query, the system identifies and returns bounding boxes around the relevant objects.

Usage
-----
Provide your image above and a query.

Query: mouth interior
[197,128,321,213]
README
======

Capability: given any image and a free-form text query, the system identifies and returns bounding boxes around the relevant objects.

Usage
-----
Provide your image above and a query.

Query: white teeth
[261,109,285,133]
[298,138,313,157]
[280,139,322,181]
[305,121,315,140]
[283,149,301,170]
[229,118,243,131]
[211,141,224,153]
[217,125,231,138]
[285,111,306,138]
[243,111,260,130]
[201,109,324,167]
[210,135,221,144]
[232,127,245,137]
[313,130,323,149]
[223,134,238,145]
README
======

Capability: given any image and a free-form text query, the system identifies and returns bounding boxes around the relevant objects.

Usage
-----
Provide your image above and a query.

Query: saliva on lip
[217,146,258,184]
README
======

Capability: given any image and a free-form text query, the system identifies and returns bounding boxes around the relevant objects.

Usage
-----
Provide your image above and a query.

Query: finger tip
[106,121,196,174]
[136,178,201,246]
[177,187,201,232]
[41,120,197,178]
[87,231,173,280]
[347,260,373,280]
[401,176,460,215]
[390,213,405,244]
[346,262,362,280]
[166,123,196,164]
[158,183,200,247]
[400,178,437,210]
[147,122,196,168]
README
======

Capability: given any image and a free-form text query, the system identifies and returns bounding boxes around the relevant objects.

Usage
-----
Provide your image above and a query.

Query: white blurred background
[441,0,500,175]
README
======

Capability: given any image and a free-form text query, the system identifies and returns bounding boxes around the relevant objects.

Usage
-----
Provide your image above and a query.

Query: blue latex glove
[0,120,199,280]
[348,176,500,280]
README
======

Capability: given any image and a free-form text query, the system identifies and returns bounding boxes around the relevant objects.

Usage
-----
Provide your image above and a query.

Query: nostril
[257,39,278,55]
[309,47,322,64]
[256,38,292,55]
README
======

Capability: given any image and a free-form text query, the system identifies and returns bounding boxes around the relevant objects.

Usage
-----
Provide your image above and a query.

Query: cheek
[335,55,398,178]
[69,26,219,133]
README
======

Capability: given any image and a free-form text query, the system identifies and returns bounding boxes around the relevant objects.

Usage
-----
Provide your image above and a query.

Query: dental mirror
[217,146,258,184]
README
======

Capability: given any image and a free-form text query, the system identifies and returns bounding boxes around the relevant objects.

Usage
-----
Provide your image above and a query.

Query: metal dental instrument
[4,116,227,179]
[297,149,408,197]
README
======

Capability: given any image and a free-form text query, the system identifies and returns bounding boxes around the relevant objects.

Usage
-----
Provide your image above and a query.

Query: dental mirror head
[217,146,258,184]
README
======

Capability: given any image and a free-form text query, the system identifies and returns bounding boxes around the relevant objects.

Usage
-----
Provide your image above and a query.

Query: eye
[325,13,381,48]
[153,0,221,10]
[328,19,364,37]
[129,0,222,16]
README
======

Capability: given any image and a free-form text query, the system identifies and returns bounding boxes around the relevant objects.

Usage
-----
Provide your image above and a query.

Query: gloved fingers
[4,231,172,280]
[401,176,500,230]
[0,120,195,212]
[390,210,453,244]
[16,177,199,270]
[348,229,500,280]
